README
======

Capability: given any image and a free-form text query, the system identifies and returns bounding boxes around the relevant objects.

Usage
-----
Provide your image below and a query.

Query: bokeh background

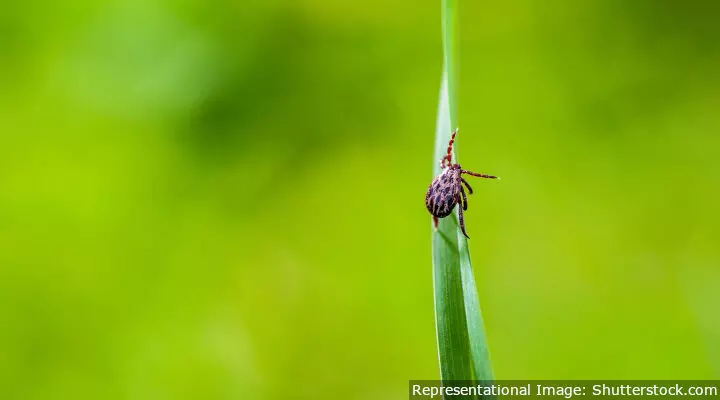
[1,0,719,398]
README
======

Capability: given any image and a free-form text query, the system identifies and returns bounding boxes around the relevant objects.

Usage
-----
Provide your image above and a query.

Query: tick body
[425,129,497,239]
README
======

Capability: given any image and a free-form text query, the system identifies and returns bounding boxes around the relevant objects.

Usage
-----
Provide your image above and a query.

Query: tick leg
[460,186,468,211]
[458,203,470,239]
[461,178,473,194]
[462,170,497,179]
[433,216,439,229]
[441,129,458,168]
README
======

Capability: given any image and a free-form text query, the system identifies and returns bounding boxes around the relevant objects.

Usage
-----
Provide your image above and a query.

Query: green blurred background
[1,0,719,398]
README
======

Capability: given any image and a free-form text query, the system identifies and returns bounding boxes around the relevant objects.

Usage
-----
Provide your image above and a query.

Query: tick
[425,129,498,238]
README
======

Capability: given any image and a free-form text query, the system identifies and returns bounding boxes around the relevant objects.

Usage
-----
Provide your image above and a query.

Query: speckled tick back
[425,129,497,238]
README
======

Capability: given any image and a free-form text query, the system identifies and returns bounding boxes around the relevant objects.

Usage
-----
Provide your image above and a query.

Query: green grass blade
[442,0,458,129]
[458,236,495,381]
[432,69,473,384]
[431,0,495,388]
